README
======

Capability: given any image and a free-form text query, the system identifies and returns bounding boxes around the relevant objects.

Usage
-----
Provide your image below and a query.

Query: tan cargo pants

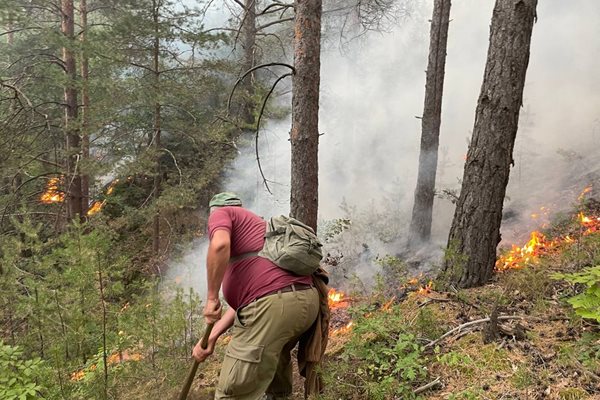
[215,286,319,400]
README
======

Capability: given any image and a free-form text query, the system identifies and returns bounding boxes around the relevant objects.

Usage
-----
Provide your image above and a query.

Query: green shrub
[0,341,46,400]
[553,265,600,322]
[333,307,428,399]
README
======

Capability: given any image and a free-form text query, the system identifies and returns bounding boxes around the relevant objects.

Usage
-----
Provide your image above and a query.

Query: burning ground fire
[40,176,120,216]
[328,288,353,335]
[327,279,434,336]
[70,350,143,381]
[327,187,599,338]
[496,187,600,271]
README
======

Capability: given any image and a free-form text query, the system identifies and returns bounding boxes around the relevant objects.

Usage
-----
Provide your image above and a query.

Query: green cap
[209,192,242,208]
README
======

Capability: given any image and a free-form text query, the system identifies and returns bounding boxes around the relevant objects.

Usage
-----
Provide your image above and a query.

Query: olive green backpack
[258,215,323,275]
[229,215,323,275]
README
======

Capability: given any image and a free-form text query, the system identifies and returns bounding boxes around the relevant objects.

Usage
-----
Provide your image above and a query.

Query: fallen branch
[424,315,540,349]
[419,296,452,308]
[412,377,442,395]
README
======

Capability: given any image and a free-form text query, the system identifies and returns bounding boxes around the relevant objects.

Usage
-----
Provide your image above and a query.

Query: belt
[260,283,314,299]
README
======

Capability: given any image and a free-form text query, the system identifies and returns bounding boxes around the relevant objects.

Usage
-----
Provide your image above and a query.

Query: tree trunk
[152,0,161,255]
[241,0,256,125]
[62,0,82,221]
[443,0,537,288]
[290,0,322,232]
[6,11,14,45]
[80,0,90,217]
[408,0,451,249]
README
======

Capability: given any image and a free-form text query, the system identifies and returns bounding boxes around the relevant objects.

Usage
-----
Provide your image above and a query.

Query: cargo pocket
[218,340,264,397]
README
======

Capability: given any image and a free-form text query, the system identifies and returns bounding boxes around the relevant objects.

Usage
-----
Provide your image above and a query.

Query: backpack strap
[265,227,286,238]
[229,252,259,264]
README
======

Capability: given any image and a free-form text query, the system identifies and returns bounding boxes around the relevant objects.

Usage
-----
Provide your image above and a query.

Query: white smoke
[165,0,600,295]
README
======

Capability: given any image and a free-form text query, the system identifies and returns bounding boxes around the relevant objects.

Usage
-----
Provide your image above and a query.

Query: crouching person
[192,193,322,400]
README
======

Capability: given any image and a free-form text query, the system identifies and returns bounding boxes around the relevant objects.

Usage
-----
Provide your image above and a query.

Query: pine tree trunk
[241,0,256,125]
[290,0,322,232]
[443,0,537,288]
[6,11,14,44]
[408,0,451,249]
[80,0,90,217]
[152,1,161,255]
[62,0,82,221]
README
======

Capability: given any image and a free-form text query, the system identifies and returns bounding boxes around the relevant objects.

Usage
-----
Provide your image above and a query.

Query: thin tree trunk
[408,0,451,249]
[443,0,538,288]
[54,290,69,359]
[97,266,108,400]
[79,288,86,363]
[241,0,256,125]
[35,287,44,358]
[290,0,322,232]
[152,0,161,255]
[80,0,90,217]
[62,0,82,221]
[6,12,14,44]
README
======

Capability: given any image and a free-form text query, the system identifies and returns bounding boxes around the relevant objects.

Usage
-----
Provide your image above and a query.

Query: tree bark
[290,0,322,232]
[408,0,451,249]
[80,0,90,217]
[241,0,257,125]
[152,0,161,255]
[62,0,82,221]
[443,0,537,288]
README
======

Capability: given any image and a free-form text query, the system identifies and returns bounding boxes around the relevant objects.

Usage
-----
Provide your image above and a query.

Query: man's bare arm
[204,229,230,323]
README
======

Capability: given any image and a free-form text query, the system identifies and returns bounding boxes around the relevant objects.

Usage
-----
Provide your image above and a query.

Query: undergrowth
[322,303,429,400]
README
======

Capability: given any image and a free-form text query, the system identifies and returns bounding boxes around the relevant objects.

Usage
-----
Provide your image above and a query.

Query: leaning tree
[443,0,538,288]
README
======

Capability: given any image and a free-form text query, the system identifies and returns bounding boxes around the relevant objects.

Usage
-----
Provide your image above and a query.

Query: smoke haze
[165,0,600,295]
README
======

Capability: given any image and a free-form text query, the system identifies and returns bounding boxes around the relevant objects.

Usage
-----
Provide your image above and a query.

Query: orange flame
[40,177,65,204]
[578,185,592,202]
[328,288,349,309]
[495,231,558,271]
[406,277,419,286]
[416,281,433,295]
[106,350,143,364]
[70,350,143,381]
[497,205,600,272]
[578,212,600,235]
[87,179,119,216]
[381,296,396,311]
[331,321,353,336]
[87,200,105,216]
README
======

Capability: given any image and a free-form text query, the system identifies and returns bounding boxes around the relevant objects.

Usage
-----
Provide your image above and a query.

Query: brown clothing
[297,268,331,398]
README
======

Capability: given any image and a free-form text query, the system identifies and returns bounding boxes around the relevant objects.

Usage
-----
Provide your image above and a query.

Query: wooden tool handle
[177,323,214,400]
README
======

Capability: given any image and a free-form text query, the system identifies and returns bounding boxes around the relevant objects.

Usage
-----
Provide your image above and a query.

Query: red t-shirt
[207,206,313,310]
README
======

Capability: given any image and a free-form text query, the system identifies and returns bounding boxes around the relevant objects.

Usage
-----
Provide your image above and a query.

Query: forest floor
[321,275,600,400]
[187,271,599,399]
[184,208,600,400]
